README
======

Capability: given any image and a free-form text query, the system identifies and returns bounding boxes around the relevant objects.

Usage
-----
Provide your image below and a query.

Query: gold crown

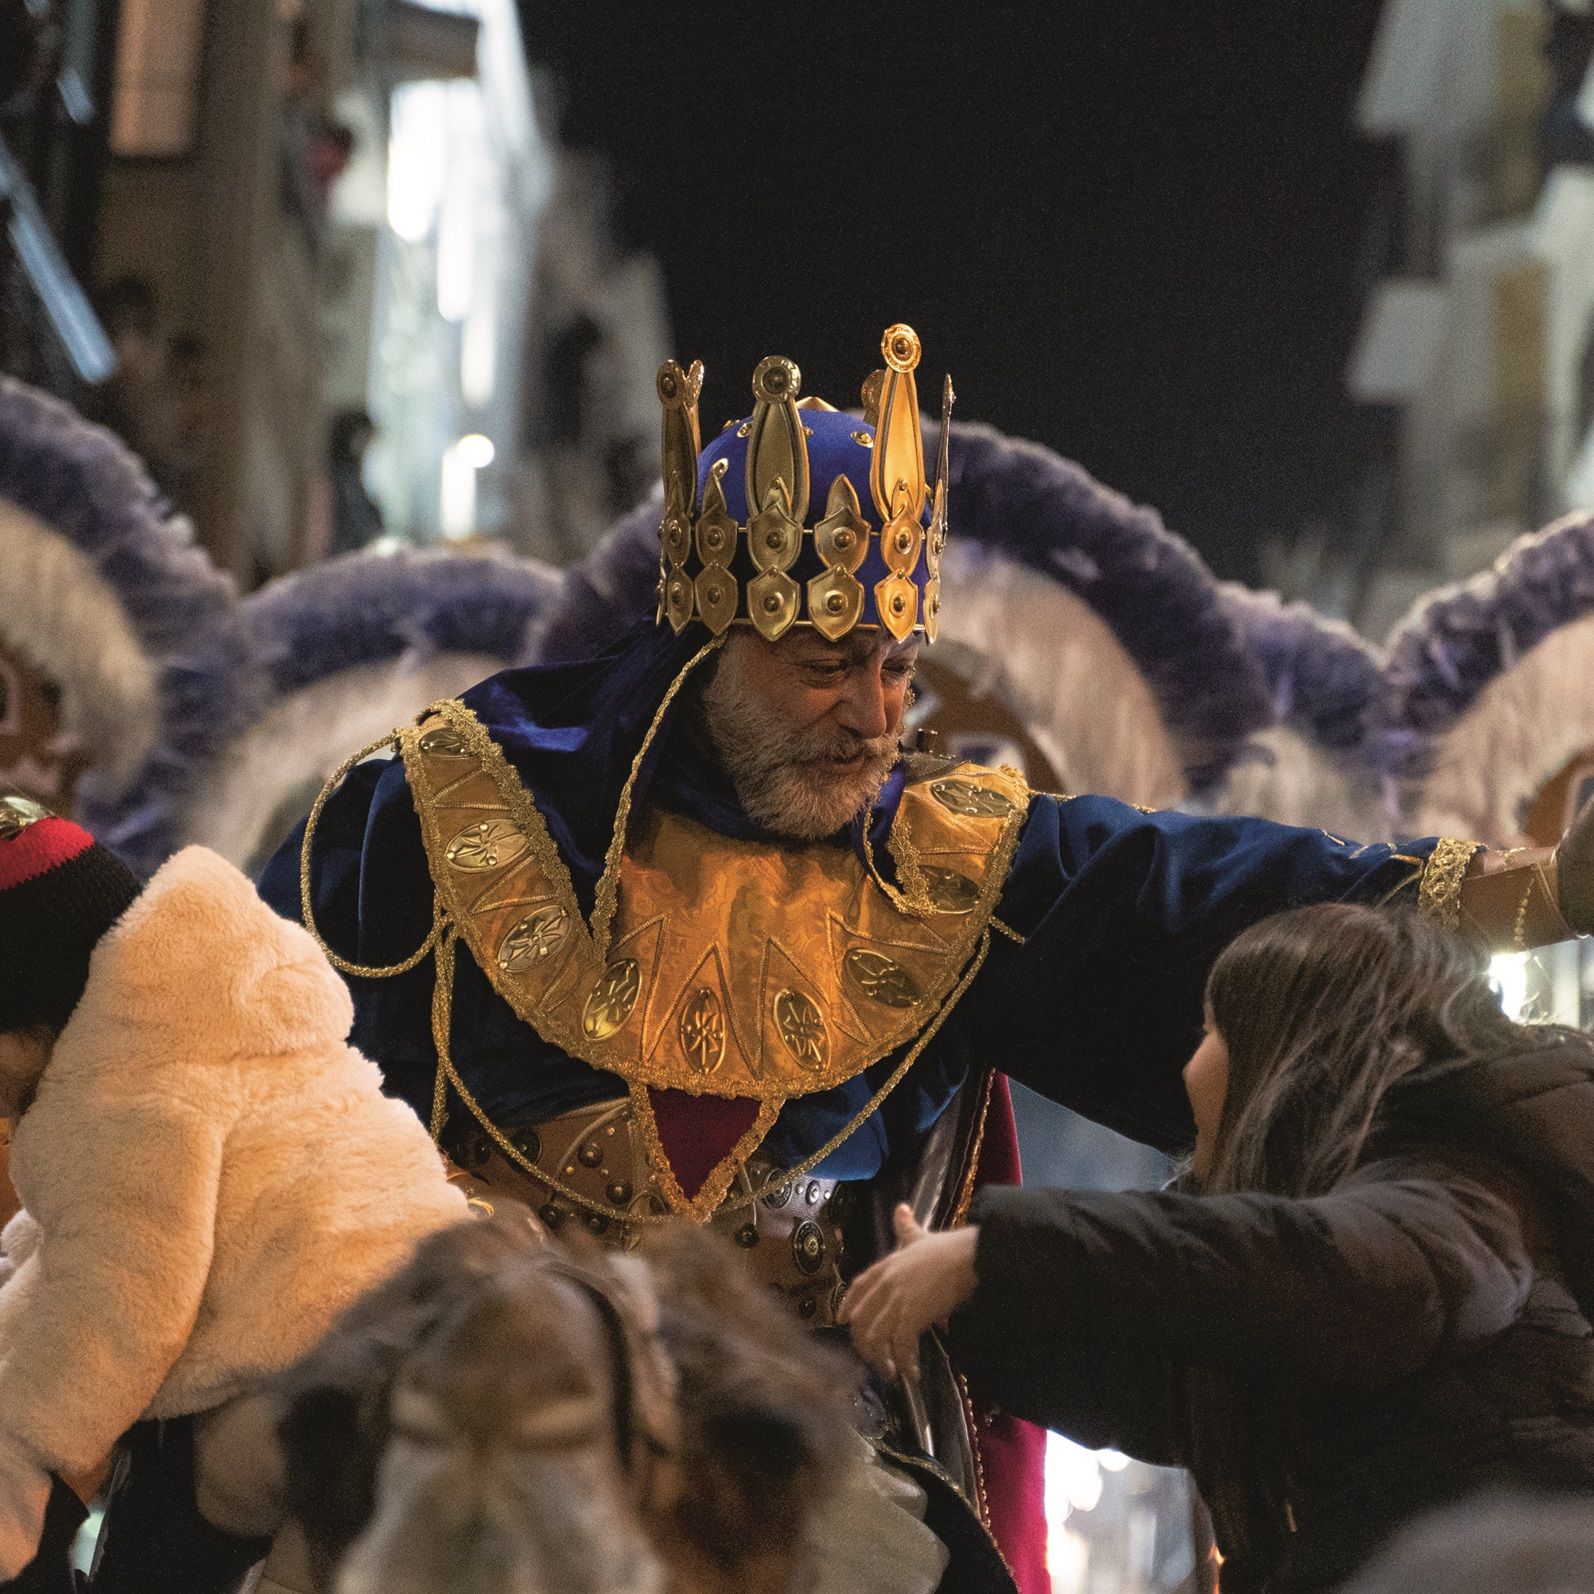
[654,324,953,643]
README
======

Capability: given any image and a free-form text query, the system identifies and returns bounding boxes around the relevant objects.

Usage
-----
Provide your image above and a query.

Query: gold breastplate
[400,697,1029,1216]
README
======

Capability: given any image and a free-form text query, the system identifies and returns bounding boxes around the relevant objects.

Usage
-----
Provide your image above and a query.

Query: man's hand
[839,1204,979,1382]
[1556,792,1594,933]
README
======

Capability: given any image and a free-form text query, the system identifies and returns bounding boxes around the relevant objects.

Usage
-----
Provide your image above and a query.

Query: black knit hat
[0,795,143,1034]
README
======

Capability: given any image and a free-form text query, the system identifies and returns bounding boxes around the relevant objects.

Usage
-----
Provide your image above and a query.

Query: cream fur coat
[0,846,467,1570]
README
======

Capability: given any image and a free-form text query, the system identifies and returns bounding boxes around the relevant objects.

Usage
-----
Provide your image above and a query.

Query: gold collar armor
[398,696,1028,1218]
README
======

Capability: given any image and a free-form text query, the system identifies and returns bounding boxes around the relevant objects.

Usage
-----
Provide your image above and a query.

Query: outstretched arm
[842,1204,1186,1467]
[944,1154,1531,1434]
[970,796,1440,1146]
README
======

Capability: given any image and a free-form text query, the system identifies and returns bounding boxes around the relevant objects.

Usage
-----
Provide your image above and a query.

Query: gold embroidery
[1418,837,1481,930]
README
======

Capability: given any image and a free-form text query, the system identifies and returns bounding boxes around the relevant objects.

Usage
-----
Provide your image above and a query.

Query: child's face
[1182,1012,1230,1180]
[0,1029,52,1116]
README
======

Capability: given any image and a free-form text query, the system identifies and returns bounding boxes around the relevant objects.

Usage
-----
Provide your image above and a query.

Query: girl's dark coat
[949,1037,1594,1593]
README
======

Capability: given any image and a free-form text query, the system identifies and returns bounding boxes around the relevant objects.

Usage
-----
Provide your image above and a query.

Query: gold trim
[591,637,725,962]
[1418,837,1481,930]
[405,702,1025,1104]
[956,1371,993,1529]
[428,922,999,1225]
[300,731,441,978]
[950,1068,997,1230]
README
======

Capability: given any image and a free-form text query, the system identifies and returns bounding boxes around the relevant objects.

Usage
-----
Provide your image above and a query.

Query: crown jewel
[655,324,952,643]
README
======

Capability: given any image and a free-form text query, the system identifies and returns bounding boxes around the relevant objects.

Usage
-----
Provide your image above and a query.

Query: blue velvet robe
[258,625,1436,1176]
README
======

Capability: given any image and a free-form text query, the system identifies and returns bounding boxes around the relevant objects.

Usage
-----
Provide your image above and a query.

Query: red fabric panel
[971,1075,1052,1594]
[646,1087,761,1201]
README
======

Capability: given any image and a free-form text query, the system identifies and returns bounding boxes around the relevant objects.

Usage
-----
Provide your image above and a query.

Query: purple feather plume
[1218,585,1383,753]
[1372,512,1594,785]
[243,547,562,695]
[0,376,258,875]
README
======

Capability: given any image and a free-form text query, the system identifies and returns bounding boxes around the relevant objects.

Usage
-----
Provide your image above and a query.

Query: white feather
[1406,610,1594,845]
[937,549,1186,805]
[0,501,162,791]
[1208,726,1389,839]
[179,653,505,868]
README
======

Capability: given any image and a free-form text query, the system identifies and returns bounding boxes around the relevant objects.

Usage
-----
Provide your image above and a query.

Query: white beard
[700,656,901,841]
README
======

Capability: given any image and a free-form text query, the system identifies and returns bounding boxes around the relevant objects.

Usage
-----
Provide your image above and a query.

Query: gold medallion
[679,986,726,1074]
[497,903,571,972]
[843,947,921,1009]
[583,959,642,1040]
[445,819,530,872]
[418,726,468,758]
[930,779,1019,819]
[921,865,980,914]
[773,989,829,1071]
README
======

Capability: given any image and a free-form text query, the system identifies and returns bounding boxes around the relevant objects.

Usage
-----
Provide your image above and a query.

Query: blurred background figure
[1338,1492,1594,1594]
[326,408,382,557]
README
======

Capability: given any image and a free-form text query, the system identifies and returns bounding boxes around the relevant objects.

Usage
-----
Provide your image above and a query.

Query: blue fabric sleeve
[967,795,1431,1150]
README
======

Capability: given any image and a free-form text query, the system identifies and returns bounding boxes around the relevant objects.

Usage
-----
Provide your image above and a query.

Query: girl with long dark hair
[843,903,1594,1593]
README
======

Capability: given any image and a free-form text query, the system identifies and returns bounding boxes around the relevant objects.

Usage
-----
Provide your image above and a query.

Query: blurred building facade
[0,0,670,582]
[0,0,117,398]
[1347,0,1594,635]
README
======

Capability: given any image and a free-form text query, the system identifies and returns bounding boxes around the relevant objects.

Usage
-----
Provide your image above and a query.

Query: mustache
[786,725,900,768]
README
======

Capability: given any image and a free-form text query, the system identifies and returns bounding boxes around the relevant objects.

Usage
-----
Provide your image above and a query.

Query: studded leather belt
[450,1097,850,1327]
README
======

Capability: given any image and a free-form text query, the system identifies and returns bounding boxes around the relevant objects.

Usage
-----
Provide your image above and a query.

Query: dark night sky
[521,2,1393,582]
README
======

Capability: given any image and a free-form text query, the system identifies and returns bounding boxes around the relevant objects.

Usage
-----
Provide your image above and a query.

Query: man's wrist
[1456,847,1577,948]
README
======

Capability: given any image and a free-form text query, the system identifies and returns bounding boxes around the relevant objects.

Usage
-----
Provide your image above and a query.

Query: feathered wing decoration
[935,422,1271,798]
[551,420,1272,806]
[0,377,255,873]
[1207,585,1389,838]
[926,544,1185,804]
[1375,512,1594,847]
[169,549,562,871]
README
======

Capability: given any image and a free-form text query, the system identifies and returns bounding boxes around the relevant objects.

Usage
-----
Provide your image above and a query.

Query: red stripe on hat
[0,816,97,891]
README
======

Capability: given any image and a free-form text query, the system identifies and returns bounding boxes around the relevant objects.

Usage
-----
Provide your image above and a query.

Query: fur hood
[73,844,355,1063]
[0,845,466,1505]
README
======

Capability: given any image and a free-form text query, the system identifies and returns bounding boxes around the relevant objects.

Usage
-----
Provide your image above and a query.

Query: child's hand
[839,1203,979,1382]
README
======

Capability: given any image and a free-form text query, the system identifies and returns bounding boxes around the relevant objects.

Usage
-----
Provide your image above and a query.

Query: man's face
[700,628,919,840]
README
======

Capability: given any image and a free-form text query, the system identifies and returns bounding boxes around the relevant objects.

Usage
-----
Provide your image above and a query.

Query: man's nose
[836,667,890,739]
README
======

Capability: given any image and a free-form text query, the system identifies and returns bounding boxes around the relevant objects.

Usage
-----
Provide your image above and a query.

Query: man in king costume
[265,325,1594,1594]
